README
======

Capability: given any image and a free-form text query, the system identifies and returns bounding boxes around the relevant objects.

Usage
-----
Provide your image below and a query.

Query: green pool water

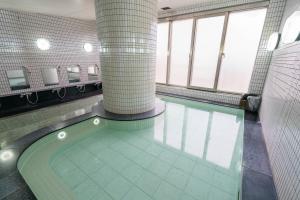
[18,96,244,200]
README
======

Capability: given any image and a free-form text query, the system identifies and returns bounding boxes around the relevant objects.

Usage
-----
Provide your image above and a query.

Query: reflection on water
[18,96,244,200]
[154,99,243,169]
[185,108,209,158]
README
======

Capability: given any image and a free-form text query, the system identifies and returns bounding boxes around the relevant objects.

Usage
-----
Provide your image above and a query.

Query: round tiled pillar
[95,0,157,114]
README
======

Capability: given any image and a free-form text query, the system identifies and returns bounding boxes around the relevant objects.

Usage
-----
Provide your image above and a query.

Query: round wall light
[267,32,280,51]
[36,38,50,50]
[282,11,300,44]
[84,43,93,52]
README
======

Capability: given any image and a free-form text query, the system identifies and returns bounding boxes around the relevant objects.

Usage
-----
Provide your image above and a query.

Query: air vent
[161,7,171,10]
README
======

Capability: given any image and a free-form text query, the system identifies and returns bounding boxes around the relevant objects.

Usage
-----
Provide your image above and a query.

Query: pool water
[18,96,244,200]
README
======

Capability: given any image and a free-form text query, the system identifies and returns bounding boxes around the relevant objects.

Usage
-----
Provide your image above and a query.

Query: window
[190,15,225,89]
[42,68,59,86]
[156,7,267,94]
[169,19,193,86]
[217,8,267,93]
[6,68,30,90]
[156,22,169,84]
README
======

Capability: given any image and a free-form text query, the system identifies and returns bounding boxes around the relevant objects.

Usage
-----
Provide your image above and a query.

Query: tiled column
[95,0,157,114]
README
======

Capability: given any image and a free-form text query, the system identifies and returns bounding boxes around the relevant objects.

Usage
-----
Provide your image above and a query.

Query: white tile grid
[95,0,157,114]
[156,84,241,105]
[0,0,286,106]
[156,0,286,105]
[260,41,300,200]
[0,9,101,97]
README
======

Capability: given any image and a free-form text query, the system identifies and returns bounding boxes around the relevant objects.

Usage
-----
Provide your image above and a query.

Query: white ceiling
[0,0,212,20]
[158,0,212,10]
[0,0,96,20]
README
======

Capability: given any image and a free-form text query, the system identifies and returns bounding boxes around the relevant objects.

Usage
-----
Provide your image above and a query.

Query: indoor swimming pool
[17,96,244,200]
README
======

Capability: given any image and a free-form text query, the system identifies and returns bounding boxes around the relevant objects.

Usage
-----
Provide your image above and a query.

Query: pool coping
[93,99,166,121]
[0,96,276,200]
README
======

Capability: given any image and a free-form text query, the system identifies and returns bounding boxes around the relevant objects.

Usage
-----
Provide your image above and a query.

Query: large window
[169,19,193,86]
[190,15,225,89]
[217,9,267,93]
[155,7,267,94]
[156,22,169,84]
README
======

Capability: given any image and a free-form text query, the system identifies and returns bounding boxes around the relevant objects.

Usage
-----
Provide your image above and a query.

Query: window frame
[156,1,269,95]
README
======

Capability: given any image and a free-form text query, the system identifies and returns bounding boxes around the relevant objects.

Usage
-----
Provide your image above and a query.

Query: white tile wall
[95,0,157,114]
[157,0,286,105]
[157,84,241,105]
[0,0,287,107]
[260,41,300,200]
[0,9,101,97]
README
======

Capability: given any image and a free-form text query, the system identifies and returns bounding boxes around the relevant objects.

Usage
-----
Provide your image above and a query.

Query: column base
[92,98,166,121]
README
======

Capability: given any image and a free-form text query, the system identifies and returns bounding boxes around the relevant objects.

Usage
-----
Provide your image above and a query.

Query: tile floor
[0,95,102,148]
[18,96,244,200]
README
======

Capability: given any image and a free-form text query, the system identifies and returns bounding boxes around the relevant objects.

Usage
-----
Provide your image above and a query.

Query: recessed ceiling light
[36,38,50,50]
[84,43,93,52]
[161,7,171,10]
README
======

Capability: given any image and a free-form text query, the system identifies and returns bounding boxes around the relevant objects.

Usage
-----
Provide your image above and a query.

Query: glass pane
[42,68,59,86]
[191,16,225,88]
[156,22,169,84]
[169,19,193,86]
[6,69,30,90]
[217,8,267,93]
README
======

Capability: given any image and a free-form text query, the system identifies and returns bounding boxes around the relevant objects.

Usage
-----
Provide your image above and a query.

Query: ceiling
[0,0,96,20]
[158,0,212,10]
[0,0,212,20]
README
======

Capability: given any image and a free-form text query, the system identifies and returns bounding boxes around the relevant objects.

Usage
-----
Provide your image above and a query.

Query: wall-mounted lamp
[83,43,93,52]
[36,38,50,50]
[282,11,300,44]
[267,32,280,51]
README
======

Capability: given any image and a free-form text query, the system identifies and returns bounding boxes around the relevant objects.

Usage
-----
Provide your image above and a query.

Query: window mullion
[166,21,172,85]
[213,12,229,90]
[187,18,197,87]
